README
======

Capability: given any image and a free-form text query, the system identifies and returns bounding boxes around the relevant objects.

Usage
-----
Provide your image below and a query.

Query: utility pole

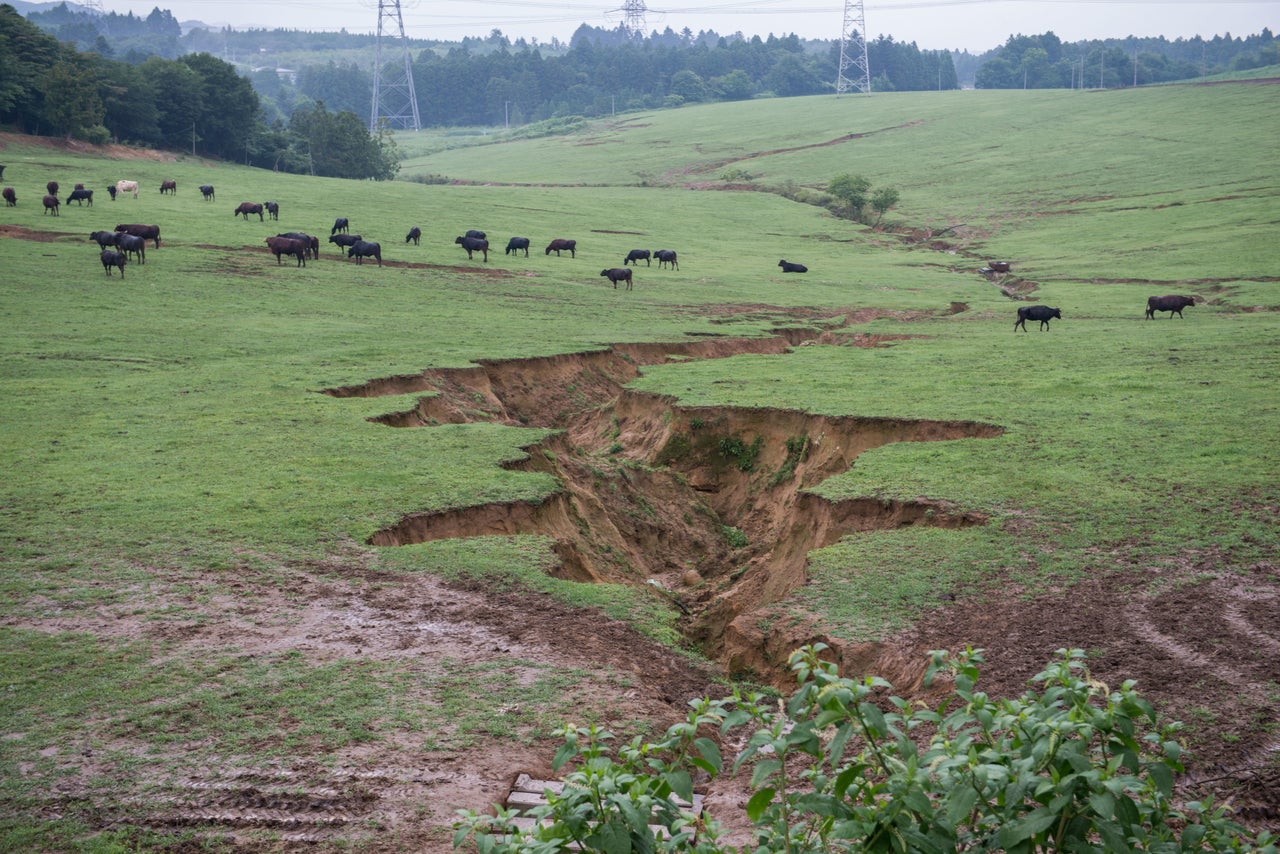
[836,0,871,95]
[370,0,421,132]
[619,1,647,37]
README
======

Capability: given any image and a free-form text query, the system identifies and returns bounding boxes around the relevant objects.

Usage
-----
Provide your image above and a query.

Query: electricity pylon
[836,0,871,95]
[370,0,421,131]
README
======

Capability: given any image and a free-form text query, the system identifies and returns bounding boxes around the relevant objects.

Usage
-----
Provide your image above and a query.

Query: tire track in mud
[323,309,1003,683]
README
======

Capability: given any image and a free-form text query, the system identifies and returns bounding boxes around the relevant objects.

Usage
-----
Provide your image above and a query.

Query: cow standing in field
[264,201,279,220]
[624,249,651,266]
[545,238,576,257]
[90,230,118,248]
[654,249,678,270]
[265,236,308,267]
[115,223,161,248]
[1014,305,1062,332]
[42,194,59,215]
[65,188,93,206]
[116,180,139,198]
[329,233,362,256]
[113,232,146,264]
[406,226,422,245]
[1146,295,1196,319]
[234,202,264,221]
[160,180,177,195]
[505,237,530,256]
[277,232,318,260]
[200,184,215,201]
[601,267,633,290]
[455,235,489,261]
[47,180,59,197]
[331,218,349,235]
[349,241,382,266]
[100,249,127,277]
[2,187,15,206]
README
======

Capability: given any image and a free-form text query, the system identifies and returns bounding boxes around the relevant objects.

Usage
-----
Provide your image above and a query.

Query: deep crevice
[325,310,1004,681]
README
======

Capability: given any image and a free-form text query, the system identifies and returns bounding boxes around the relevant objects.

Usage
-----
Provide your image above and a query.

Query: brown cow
[2,187,15,206]
[42,194,59,215]
[234,202,264,221]
[545,238,576,257]
[160,179,177,195]
[265,236,308,267]
[115,223,161,248]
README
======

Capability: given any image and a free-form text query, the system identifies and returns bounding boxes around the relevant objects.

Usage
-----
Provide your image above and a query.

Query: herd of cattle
[4,173,1200,323]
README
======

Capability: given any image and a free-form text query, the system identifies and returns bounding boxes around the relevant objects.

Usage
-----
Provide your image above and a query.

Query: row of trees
[0,4,398,179]
[975,30,1278,89]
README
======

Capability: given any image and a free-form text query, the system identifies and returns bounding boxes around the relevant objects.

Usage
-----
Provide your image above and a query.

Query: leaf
[750,758,782,790]
[859,702,888,737]
[589,820,633,854]
[828,722,853,767]
[997,807,1059,847]
[1147,761,1174,798]
[946,785,978,827]
[552,740,577,772]
[694,737,723,774]
[664,770,694,803]
[746,786,776,823]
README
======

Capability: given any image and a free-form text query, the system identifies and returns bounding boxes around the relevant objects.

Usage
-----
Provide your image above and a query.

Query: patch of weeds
[771,434,810,485]
[655,432,691,465]
[689,417,705,430]
[717,434,763,472]
[608,442,624,455]
[722,525,749,549]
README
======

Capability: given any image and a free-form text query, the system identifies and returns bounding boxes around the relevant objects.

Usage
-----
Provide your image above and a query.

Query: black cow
[1015,305,1062,332]
[331,218,349,235]
[328,233,362,256]
[3,187,15,206]
[89,230,117,248]
[406,226,421,245]
[654,249,679,270]
[277,232,318,260]
[47,180,59,197]
[1146,295,1196,320]
[349,241,382,266]
[199,184,215,201]
[778,259,807,273]
[65,188,93,206]
[42,194,59,215]
[504,237,530,256]
[545,238,576,257]
[100,249,126,277]
[601,267,633,290]
[455,235,489,261]
[624,249,651,266]
[234,202,264,221]
[265,236,308,267]
[113,232,146,265]
[106,184,117,201]
[264,201,279,221]
[160,179,177,195]
[115,223,161,248]
[464,229,486,240]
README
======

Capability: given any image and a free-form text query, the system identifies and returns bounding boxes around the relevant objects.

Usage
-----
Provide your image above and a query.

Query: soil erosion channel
[325,314,1003,683]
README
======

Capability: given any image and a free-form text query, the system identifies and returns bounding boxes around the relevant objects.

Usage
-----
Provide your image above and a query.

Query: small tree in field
[826,173,871,219]
[870,186,900,227]
[455,646,1274,853]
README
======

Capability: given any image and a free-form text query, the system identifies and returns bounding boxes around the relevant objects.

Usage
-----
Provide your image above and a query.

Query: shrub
[454,646,1275,853]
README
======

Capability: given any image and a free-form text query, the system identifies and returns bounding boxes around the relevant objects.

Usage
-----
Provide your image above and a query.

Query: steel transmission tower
[370,0,421,131]
[836,0,871,95]
[620,1,647,36]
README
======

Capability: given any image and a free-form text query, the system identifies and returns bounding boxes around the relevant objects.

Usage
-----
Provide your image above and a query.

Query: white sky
[94,0,1277,53]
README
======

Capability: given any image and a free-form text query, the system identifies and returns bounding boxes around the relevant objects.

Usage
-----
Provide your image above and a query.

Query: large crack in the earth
[324,316,1003,681]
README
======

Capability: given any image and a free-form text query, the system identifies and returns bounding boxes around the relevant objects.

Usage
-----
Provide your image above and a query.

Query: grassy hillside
[1,78,1277,850]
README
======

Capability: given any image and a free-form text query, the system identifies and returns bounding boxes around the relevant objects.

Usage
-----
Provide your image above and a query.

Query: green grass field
[1,78,1278,849]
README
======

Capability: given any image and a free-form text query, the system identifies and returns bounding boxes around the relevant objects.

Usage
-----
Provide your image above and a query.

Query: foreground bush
[455,646,1274,853]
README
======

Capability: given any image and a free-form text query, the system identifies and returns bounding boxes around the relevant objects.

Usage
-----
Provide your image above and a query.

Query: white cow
[116,179,139,199]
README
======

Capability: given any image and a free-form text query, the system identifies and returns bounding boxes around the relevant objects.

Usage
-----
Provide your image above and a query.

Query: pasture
[1,76,1278,850]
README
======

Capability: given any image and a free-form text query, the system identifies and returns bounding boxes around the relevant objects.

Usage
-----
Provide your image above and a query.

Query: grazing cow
[42,194,59,215]
[116,180,139,198]
[504,236,530,257]
[200,184,215,201]
[654,249,679,270]
[89,230,118,248]
[265,236,308,267]
[277,232,318,260]
[65,188,93,206]
[113,232,146,265]
[406,226,421,245]
[601,268,633,290]
[74,183,84,190]
[115,223,161,248]
[331,217,349,235]
[1014,305,1062,332]
[464,229,486,240]
[264,201,279,220]
[100,249,126,277]
[159,180,177,195]
[328,233,362,256]
[47,180,59,196]
[624,249,651,266]
[1146,295,1196,320]
[778,259,807,273]
[2,187,15,206]
[545,238,576,258]
[234,202,264,221]
[455,235,489,262]
[349,241,382,266]
[106,184,117,201]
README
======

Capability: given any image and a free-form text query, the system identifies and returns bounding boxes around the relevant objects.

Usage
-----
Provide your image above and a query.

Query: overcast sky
[93,0,1277,53]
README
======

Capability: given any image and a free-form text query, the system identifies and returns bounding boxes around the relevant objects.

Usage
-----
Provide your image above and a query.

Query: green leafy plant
[455,646,1275,853]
